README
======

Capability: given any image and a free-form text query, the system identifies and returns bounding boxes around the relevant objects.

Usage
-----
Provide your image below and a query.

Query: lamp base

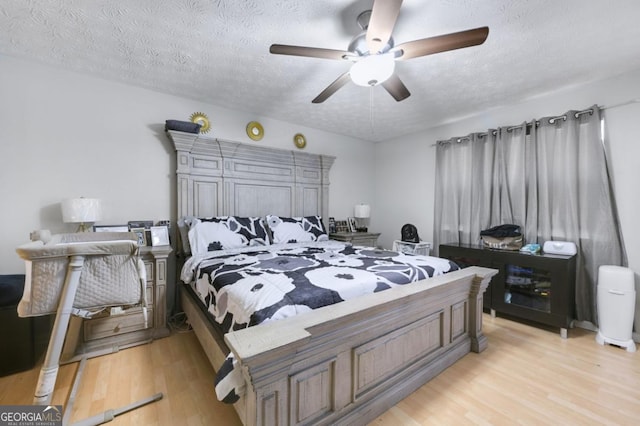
[354,216,369,233]
[76,223,92,232]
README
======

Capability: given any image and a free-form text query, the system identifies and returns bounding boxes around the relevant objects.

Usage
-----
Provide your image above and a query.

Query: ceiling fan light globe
[350,53,395,87]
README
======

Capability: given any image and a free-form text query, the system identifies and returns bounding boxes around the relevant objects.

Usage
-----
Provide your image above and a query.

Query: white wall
[0,55,376,274]
[374,67,640,334]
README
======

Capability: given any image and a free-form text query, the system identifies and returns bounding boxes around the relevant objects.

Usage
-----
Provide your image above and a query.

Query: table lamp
[61,198,102,232]
[354,204,370,232]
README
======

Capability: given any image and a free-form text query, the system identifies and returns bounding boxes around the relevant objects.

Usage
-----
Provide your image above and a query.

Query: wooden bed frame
[167,131,497,426]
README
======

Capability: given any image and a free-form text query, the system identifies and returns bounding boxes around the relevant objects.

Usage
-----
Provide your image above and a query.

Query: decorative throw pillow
[188,216,270,254]
[266,215,328,244]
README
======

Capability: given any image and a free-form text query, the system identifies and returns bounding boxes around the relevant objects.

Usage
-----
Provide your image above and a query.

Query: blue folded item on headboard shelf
[165,119,201,134]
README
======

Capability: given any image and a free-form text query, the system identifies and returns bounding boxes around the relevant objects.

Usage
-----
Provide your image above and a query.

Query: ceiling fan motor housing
[348,31,394,55]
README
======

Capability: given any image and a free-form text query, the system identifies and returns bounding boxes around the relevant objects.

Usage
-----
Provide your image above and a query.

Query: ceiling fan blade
[381,74,410,102]
[395,27,489,61]
[270,44,350,60]
[312,72,352,103]
[366,0,403,54]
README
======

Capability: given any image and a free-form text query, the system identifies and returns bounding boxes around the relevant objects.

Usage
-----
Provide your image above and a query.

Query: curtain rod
[602,98,640,110]
[431,99,640,147]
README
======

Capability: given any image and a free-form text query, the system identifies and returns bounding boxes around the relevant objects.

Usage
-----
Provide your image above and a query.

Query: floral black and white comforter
[180,240,459,403]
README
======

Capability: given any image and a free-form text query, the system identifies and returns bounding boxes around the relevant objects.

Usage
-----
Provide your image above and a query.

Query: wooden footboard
[181,266,496,426]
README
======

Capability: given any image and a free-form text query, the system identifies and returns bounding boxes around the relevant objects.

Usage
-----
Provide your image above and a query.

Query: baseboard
[573,320,598,332]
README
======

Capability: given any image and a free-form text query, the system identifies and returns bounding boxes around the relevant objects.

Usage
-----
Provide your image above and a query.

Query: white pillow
[266,215,328,244]
[188,221,247,254]
[187,216,271,255]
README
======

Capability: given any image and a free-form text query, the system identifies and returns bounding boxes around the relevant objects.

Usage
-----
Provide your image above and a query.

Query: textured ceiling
[2,0,640,142]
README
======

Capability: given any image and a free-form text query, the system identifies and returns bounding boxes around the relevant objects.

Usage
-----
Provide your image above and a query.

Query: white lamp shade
[350,53,395,87]
[61,198,102,223]
[354,204,371,218]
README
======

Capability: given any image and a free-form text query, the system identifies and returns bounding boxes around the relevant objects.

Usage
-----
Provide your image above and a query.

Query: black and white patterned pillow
[266,215,328,244]
[188,216,270,254]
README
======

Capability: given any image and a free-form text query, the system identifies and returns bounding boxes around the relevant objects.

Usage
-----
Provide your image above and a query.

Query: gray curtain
[433,106,626,324]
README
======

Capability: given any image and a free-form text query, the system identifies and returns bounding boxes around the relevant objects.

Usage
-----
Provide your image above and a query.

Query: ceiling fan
[269,0,489,103]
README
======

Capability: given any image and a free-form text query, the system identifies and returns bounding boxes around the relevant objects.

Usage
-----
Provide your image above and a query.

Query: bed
[167,130,497,426]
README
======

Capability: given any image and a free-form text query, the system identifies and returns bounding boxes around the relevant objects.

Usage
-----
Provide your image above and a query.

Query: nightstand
[62,245,172,359]
[330,232,380,248]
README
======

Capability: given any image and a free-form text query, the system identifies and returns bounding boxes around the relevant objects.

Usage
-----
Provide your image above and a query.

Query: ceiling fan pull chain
[370,87,375,135]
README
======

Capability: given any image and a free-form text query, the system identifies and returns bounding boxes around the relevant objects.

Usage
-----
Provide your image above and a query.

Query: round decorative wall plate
[293,133,306,149]
[246,121,264,141]
[189,112,211,133]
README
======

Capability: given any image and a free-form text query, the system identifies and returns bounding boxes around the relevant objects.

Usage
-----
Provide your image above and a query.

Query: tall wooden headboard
[167,131,335,223]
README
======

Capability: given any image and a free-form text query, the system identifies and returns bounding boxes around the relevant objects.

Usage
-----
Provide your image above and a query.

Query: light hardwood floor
[1,314,638,425]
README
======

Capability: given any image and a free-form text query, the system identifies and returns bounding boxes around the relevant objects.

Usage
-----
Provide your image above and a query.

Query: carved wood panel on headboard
[167,131,335,225]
